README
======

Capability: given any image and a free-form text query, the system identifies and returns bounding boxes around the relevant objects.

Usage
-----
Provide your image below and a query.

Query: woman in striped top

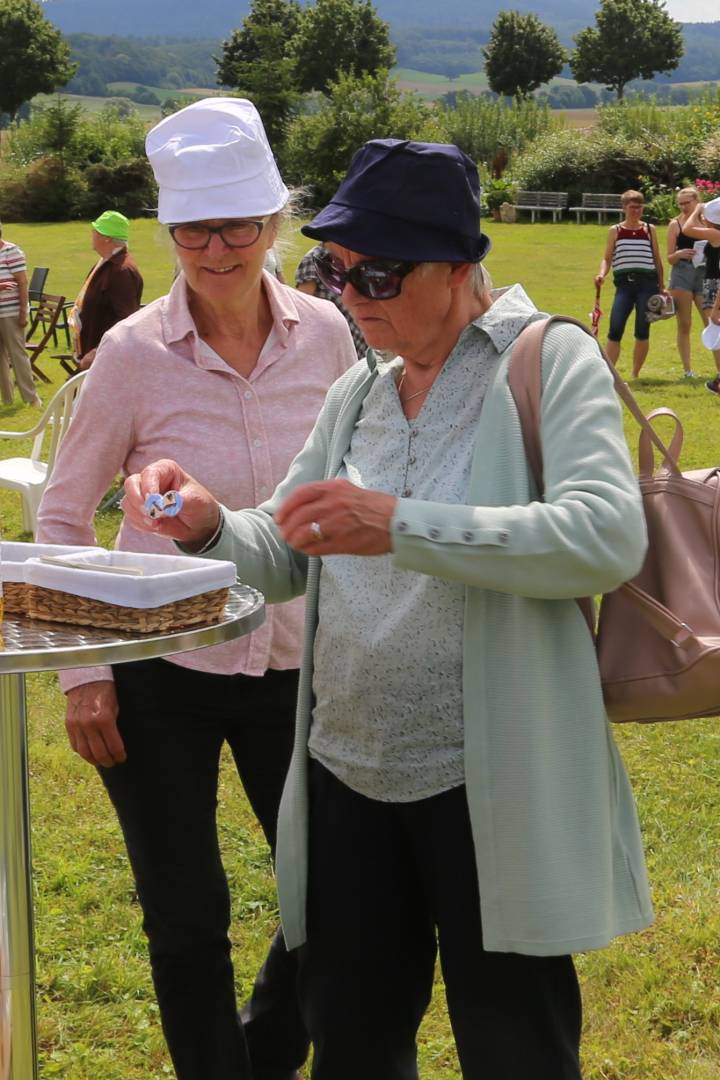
[595,189,665,377]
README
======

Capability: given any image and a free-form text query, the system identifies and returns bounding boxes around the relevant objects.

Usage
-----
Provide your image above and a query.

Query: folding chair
[28,267,49,319]
[24,293,66,384]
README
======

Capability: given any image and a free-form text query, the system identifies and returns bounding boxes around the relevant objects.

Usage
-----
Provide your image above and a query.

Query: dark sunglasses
[312,249,417,300]
[169,220,265,250]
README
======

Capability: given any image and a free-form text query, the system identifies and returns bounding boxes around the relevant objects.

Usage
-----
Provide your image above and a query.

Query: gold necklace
[398,371,434,403]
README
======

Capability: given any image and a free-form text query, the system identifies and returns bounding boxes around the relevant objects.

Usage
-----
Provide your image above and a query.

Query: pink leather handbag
[509,315,720,724]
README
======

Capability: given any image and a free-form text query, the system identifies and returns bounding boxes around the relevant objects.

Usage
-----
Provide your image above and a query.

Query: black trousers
[103,658,308,1080]
[298,760,583,1080]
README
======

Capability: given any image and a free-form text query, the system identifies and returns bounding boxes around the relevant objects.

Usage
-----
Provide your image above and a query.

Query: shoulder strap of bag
[507,315,682,491]
[507,315,685,638]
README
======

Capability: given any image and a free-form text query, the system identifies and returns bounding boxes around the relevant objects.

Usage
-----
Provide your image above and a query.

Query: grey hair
[417,260,492,298]
[260,187,306,262]
[472,262,492,297]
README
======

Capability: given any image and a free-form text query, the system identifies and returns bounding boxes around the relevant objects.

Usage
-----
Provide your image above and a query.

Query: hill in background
[45,0,599,38]
[41,1,720,93]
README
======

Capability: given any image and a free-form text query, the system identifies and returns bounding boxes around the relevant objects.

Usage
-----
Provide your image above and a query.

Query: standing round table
[0,583,264,1080]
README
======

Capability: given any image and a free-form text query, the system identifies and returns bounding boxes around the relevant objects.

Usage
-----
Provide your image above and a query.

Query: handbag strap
[507,315,686,640]
[508,316,683,485]
[619,581,696,646]
[638,408,684,479]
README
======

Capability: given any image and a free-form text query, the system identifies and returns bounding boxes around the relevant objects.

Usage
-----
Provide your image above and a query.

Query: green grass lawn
[2,220,720,1078]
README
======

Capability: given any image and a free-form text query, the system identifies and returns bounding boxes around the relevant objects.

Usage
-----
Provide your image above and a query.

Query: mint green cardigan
[212,311,654,956]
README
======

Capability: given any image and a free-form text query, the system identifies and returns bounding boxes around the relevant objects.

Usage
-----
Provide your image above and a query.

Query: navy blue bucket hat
[302,139,491,263]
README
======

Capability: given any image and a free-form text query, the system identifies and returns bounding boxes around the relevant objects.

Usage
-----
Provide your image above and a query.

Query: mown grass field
[2,220,720,1079]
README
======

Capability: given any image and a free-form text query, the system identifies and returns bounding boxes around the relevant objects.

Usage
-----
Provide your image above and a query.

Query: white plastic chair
[0,371,87,536]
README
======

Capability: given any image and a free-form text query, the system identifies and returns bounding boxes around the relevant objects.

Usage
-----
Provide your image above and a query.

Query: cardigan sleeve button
[498,530,509,544]
[396,521,409,533]
[462,530,474,542]
[429,527,441,539]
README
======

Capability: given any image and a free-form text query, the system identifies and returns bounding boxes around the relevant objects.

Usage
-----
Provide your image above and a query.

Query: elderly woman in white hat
[682,195,720,394]
[36,98,356,1080]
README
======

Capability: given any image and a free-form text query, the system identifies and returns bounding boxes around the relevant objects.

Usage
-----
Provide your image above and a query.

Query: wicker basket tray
[3,581,32,616]
[22,549,237,633]
[1,542,101,616]
[27,585,230,633]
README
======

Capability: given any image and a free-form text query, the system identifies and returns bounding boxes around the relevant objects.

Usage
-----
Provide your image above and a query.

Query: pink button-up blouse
[36,270,357,691]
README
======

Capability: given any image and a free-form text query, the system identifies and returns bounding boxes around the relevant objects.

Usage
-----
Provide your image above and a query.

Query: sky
[666,0,719,21]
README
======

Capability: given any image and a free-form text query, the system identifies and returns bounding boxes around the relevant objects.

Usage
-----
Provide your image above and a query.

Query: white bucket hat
[146,97,289,224]
[702,197,720,225]
[702,321,720,351]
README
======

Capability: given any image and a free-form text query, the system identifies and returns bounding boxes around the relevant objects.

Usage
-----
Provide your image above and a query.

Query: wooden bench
[515,191,568,223]
[569,193,624,223]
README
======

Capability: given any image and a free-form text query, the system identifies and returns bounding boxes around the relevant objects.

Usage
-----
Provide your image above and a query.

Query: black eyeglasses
[169,220,265,250]
[312,249,417,300]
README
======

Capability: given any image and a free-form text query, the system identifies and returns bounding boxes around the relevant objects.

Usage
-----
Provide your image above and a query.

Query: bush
[513,124,714,205]
[484,177,516,212]
[281,70,443,206]
[0,98,152,220]
[0,156,84,221]
[4,98,147,169]
[514,129,645,203]
[643,190,679,224]
[439,95,561,171]
[697,139,720,183]
[77,158,157,218]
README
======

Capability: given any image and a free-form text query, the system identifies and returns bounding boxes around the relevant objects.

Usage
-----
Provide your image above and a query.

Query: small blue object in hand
[145,491,184,519]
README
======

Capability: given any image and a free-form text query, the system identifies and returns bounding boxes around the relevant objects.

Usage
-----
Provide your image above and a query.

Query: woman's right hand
[66,680,125,767]
[122,459,221,548]
[594,273,605,288]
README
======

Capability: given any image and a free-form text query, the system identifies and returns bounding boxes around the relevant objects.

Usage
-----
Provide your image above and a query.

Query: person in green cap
[67,209,143,370]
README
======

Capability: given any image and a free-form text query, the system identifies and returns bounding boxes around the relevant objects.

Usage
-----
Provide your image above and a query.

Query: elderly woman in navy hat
[37,99,357,1080]
[123,139,653,1079]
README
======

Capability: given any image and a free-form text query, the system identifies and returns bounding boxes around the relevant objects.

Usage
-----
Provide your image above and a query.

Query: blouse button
[403,488,413,498]
[408,455,417,465]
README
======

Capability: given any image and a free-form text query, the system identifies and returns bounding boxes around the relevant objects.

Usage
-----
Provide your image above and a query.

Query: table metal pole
[0,671,38,1080]
[0,582,264,1076]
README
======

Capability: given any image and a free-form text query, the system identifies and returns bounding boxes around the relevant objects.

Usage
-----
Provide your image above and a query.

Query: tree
[215,0,302,145]
[0,0,77,119]
[282,70,441,204]
[483,12,565,99]
[570,0,683,100]
[293,0,396,94]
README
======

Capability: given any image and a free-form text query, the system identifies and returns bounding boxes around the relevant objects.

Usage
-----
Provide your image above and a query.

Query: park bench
[514,191,568,223]
[569,193,624,223]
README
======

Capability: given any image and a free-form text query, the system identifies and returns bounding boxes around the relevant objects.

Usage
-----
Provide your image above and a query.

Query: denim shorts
[669,261,705,295]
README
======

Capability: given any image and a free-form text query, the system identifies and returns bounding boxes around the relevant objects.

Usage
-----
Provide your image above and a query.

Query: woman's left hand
[275,479,397,556]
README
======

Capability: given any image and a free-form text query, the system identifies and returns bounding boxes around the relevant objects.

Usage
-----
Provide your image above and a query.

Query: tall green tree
[570,0,683,100]
[0,0,77,119]
[215,0,302,145]
[483,12,565,99]
[293,0,396,94]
